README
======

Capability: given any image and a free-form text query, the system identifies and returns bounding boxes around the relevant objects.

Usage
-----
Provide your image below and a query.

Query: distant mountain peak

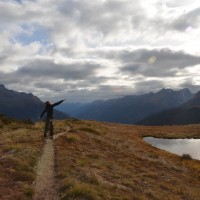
[183,91,200,107]
[0,84,6,90]
[178,88,192,96]
[158,88,173,94]
[158,88,191,94]
[194,91,200,97]
[0,84,5,88]
[180,88,190,92]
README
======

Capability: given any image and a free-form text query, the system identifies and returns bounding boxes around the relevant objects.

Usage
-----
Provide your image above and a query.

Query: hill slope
[2,118,200,199]
[0,84,67,120]
[137,91,200,125]
[55,120,200,199]
[69,88,193,124]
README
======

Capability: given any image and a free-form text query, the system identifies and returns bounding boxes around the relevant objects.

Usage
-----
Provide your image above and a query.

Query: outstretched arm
[40,108,46,119]
[52,99,65,107]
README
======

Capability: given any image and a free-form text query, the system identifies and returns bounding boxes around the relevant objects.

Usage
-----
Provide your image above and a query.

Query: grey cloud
[89,48,200,77]
[0,2,22,24]
[58,0,141,35]
[115,48,200,77]
[0,54,8,63]
[65,81,166,103]
[120,49,200,67]
[34,82,69,92]
[122,64,178,77]
[131,79,165,95]
[130,5,200,34]
[16,59,100,80]
[171,7,200,31]
[0,57,112,101]
[33,83,135,103]
[179,79,200,93]
[0,71,23,85]
[121,64,141,73]
[35,76,109,92]
[0,57,103,93]
[1,0,200,103]
[66,84,138,103]
[135,79,165,89]
[0,1,40,25]
[131,14,147,30]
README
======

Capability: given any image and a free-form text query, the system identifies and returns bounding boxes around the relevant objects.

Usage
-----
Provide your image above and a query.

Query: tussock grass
[2,115,200,199]
[55,120,200,199]
[76,171,99,185]
[0,115,43,199]
[64,119,107,135]
[60,179,98,200]
[63,134,80,143]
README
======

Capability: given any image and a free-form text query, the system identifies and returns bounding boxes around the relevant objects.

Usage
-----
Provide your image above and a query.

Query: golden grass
[0,116,44,200]
[60,178,99,200]
[55,120,200,200]
[2,116,200,199]
[63,134,80,143]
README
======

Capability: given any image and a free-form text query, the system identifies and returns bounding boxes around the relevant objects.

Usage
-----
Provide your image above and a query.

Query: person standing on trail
[40,99,65,138]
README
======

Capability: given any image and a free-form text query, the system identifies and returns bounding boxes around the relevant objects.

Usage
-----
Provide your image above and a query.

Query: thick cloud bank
[0,0,200,102]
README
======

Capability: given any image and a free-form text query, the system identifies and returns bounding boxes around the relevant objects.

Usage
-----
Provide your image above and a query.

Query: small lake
[144,137,200,160]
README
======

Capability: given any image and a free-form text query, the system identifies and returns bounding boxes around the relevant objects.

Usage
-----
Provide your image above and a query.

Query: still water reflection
[144,137,200,160]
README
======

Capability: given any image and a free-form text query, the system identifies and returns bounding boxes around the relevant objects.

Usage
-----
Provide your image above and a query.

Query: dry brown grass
[0,116,44,200]
[55,120,200,200]
[2,116,200,199]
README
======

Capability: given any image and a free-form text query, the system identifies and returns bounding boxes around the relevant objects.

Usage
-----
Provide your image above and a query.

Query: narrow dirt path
[33,127,70,200]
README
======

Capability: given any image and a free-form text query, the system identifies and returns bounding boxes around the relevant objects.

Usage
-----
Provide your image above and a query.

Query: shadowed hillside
[137,91,200,125]
[67,88,193,124]
[0,84,68,120]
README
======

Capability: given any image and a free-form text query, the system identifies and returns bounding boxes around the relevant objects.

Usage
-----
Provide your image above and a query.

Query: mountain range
[63,88,194,124]
[137,91,200,125]
[0,84,67,120]
[2,84,200,125]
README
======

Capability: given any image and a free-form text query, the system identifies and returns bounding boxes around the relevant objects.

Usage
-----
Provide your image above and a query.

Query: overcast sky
[1,0,200,102]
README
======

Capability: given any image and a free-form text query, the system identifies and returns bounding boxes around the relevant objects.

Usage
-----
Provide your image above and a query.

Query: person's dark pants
[44,117,54,137]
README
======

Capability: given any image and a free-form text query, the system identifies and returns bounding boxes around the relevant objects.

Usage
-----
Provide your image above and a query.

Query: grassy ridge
[55,120,200,200]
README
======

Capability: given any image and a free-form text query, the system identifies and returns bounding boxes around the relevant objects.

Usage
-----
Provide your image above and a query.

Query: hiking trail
[33,126,70,200]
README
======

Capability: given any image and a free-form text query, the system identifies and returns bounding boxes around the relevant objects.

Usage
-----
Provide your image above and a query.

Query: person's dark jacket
[40,100,64,119]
